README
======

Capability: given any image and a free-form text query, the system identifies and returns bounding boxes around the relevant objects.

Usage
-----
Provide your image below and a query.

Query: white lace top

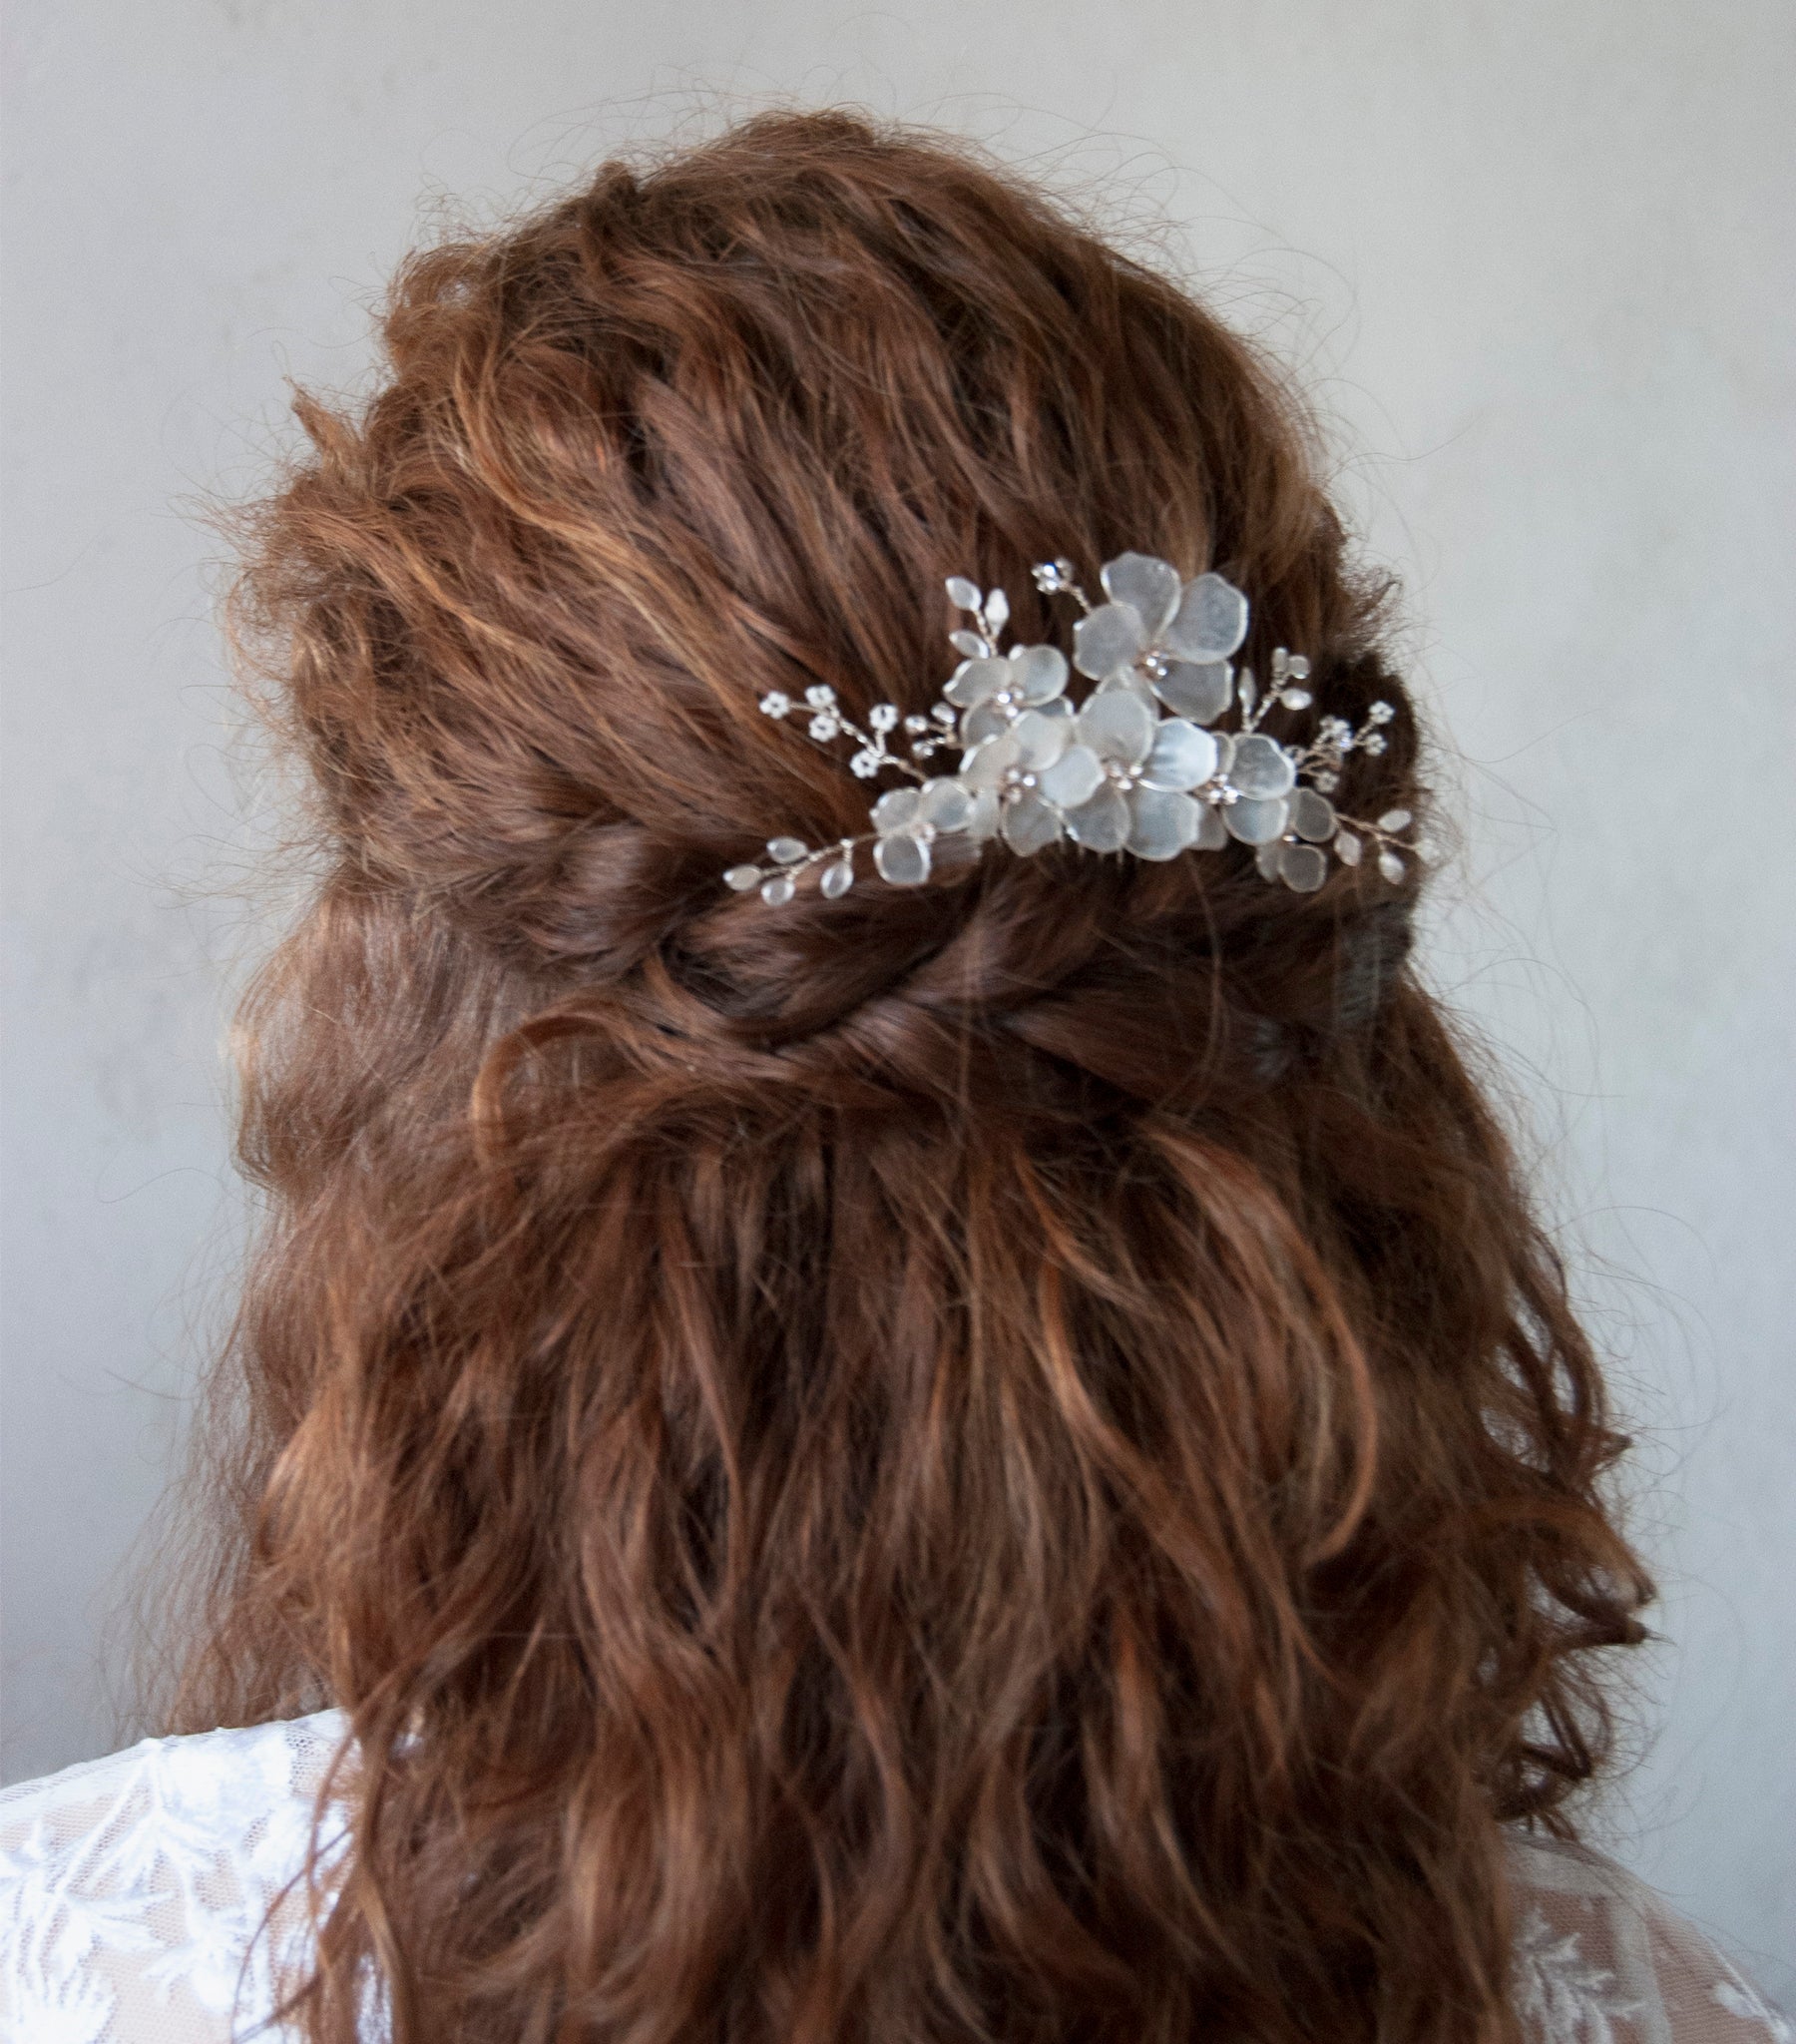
[1,1715,1786,2044]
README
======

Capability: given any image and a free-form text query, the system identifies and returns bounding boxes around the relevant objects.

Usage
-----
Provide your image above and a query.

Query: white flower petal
[820,859,855,897]
[965,788,1003,839]
[870,786,922,835]
[1288,788,1337,841]
[961,699,1009,747]
[767,836,809,863]
[760,872,796,905]
[1009,643,1070,704]
[1099,553,1181,641]
[1072,601,1146,681]
[1036,744,1104,809]
[1226,733,1296,799]
[1150,659,1232,724]
[1094,671,1157,707]
[1066,784,1131,851]
[944,657,1011,708]
[1222,794,1289,844]
[1141,719,1219,792]
[958,732,1021,790]
[1278,842,1328,891]
[946,575,982,610]
[918,776,974,832]
[1126,787,1201,860]
[724,865,762,891]
[1074,689,1154,767]
[874,831,932,885]
[1012,708,1070,768]
[1162,573,1249,662]
[1001,791,1063,854]
[1194,801,1229,849]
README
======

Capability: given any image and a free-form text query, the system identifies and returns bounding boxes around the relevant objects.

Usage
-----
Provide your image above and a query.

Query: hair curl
[174,109,1650,2044]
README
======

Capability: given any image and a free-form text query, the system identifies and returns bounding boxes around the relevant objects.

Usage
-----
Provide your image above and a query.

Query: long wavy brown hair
[171,109,1650,2044]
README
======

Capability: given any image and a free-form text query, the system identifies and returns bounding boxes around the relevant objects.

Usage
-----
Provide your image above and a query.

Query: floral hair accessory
[723,554,1423,904]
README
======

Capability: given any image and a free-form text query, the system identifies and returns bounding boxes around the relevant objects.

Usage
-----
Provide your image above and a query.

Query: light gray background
[4,0,1792,2000]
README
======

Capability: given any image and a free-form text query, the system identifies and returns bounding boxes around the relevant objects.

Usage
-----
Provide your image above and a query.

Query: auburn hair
[173,109,1650,2044]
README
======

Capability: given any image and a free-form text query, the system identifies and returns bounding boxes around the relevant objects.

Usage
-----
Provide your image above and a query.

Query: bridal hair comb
[723,553,1423,905]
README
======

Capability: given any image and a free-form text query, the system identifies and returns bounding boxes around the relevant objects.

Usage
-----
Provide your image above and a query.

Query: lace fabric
[2,1716,1786,2044]
[1506,1833,1790,2044]
[0,1716,349,2043]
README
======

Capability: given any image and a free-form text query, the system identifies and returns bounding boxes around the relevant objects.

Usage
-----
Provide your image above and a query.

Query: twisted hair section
[176,110,1649,2044]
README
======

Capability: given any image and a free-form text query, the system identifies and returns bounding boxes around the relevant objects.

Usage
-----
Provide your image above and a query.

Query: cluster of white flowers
[725,553,1424,904]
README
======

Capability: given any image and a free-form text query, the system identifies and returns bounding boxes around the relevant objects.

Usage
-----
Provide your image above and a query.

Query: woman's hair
[176,109,1650,2044]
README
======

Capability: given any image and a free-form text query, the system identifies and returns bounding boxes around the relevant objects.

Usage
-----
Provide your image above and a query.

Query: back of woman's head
[192,108,1648,2044]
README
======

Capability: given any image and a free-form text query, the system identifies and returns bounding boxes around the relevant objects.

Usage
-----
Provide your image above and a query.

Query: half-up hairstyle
[176,108,1650,2044]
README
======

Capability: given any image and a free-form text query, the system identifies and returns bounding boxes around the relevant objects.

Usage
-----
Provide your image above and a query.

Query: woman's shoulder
[0,1709,350,1830]
[0,1710,351,2043]
[1506,1829,1790,2043]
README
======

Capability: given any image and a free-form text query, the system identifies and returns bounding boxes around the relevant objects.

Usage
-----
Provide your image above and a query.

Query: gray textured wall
[3,0,1791,2000]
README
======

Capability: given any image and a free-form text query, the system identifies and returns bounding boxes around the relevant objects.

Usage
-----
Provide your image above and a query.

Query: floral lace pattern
[0,1715,349,2043]
[1507,1833,1791,2044]
[1515,1902,1648,2043]
[2,1719,1786,2043]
